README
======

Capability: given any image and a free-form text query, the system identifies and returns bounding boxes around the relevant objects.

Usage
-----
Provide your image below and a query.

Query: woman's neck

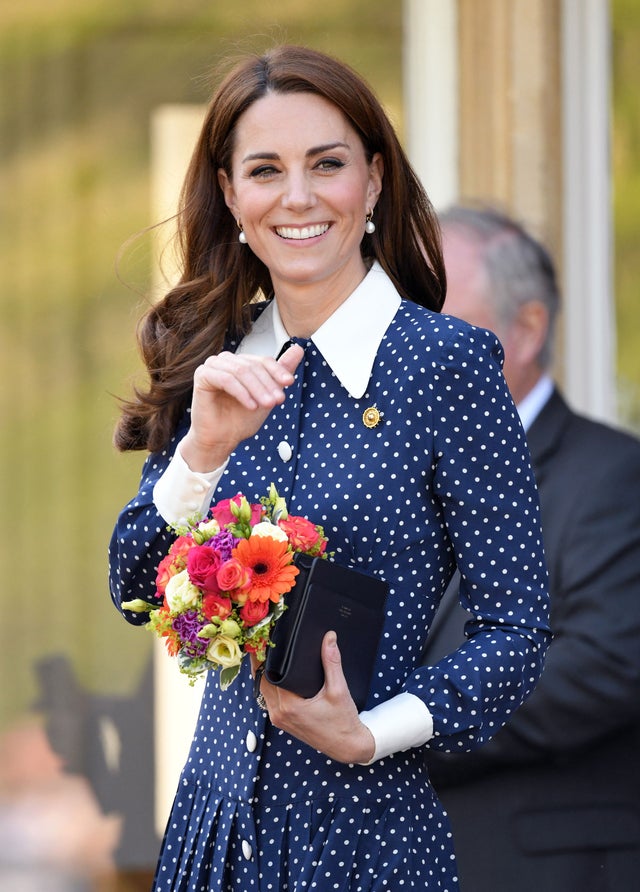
[273,260,369,338]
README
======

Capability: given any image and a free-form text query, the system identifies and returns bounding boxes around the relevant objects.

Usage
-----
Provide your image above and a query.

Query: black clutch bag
[264,553,389,710]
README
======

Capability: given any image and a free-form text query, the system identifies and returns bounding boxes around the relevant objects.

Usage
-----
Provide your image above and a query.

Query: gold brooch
[362,407,382,429]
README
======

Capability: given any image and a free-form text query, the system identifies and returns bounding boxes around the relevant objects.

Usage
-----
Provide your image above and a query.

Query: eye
[248,164,279,179]
[315,157,345,172]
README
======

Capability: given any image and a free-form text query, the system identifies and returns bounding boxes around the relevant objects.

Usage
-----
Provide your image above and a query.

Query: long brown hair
[114,44,445,453]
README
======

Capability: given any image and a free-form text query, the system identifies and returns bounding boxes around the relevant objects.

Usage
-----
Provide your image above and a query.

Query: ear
[217,168,238,216]
[513,300,549,366]
[367,152,384,210]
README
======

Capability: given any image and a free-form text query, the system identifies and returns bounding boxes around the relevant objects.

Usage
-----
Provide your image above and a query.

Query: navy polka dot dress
[110,292,550,891]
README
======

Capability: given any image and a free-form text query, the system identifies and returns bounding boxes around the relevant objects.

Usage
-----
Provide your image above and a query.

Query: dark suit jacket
[424,388,640,891]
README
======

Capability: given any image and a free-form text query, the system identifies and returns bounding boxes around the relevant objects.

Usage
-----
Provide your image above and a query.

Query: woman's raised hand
[180,343,304,472]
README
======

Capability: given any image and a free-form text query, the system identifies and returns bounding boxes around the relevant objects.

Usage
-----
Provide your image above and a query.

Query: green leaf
[219,664,241,690]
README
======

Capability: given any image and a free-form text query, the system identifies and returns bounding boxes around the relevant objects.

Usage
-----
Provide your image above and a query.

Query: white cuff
[152,440,227,525]
[358,692,434,764]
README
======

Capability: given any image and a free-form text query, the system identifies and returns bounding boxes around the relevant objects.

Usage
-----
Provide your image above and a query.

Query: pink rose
[216,558,251,593]
[212,494,263,528]
[202,593,233,621]
[278,515,327,555]
[239,599,269,626]
[187,545,223,594]
[169,535,196,561]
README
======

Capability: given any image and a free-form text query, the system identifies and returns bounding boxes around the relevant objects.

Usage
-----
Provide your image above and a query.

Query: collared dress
[109,264,550,891]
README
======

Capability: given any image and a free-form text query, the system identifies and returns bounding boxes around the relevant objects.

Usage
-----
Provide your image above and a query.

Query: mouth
[275,223,330,241]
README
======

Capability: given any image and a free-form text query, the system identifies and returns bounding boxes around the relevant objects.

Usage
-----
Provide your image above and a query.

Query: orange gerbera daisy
[233,536,299,603]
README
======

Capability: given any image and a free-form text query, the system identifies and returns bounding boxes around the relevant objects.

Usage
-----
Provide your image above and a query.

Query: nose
[281,170,316,211]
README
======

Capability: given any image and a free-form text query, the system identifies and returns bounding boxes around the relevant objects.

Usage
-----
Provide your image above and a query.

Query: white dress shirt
[516,373,554,432]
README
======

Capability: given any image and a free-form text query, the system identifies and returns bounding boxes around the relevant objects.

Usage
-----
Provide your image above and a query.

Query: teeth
[275,224,329,240]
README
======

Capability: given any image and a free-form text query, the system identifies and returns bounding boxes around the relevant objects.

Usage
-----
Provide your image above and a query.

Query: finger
[197,355,288,409]
[193,362,260,410]
[217,352,296,398]
[320,631,348,693]
[277,343,305,376]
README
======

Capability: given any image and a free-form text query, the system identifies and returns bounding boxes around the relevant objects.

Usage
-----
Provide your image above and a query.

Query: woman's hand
[253,631,376,765]
[180,344,304,472]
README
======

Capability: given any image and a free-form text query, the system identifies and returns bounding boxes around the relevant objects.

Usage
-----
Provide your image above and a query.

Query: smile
[275,224,330,240]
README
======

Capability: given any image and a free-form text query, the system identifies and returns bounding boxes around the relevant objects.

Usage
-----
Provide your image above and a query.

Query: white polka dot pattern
[109,302,550,891]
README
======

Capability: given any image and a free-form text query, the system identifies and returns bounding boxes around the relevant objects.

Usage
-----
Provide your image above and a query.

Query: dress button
[245,730,257,752]
[241,839,253,861]
[193,482,206,494]
[277,440,293,462]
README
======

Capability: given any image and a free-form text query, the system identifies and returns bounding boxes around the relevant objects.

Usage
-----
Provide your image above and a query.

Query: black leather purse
[263,553,389,710]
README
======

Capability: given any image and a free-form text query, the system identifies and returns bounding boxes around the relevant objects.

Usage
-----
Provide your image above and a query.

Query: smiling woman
[109,44,550,892]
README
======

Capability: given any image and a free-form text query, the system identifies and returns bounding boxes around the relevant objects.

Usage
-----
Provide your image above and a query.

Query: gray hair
[440,205,561,369]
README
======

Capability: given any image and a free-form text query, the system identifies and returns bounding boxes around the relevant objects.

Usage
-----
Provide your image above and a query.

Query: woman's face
[218,91,383,298]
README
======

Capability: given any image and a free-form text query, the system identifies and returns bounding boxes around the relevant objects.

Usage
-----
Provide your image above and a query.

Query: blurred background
[0,1,637,889]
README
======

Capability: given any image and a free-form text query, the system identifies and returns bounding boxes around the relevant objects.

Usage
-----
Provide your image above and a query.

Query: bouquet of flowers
[122,485,328,689]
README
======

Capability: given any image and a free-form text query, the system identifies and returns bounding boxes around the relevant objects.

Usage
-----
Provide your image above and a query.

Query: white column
[150,104,206,833]
[561,0,616,421]
[403,0,459,209]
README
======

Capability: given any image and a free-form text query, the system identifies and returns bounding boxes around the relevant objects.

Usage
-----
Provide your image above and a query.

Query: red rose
[212,494,263,528]
[239,599,269,626]
[216,558,251,593]
[278,515,327,554]
[202,593,233,621]
[186,545,223,594]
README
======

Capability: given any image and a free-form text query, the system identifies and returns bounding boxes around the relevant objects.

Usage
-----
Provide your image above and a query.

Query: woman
[110,45,550,891]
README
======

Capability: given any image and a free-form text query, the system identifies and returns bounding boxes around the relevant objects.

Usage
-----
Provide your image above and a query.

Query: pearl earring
[365,211,376,234]
[237,221,247,244]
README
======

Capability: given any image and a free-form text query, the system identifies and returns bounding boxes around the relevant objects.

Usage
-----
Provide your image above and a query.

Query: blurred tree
[612,0,640,428]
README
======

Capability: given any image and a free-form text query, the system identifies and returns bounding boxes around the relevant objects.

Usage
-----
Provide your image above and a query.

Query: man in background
[424,205,640,891]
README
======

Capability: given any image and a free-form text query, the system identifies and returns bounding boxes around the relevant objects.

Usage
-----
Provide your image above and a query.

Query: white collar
[516,373,554,432]
[237,261,401,398]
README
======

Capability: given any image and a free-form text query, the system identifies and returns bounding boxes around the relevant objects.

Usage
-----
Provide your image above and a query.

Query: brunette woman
[110,45,550,891]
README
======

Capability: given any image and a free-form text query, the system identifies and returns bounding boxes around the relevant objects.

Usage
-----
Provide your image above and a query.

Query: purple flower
[207,529,238,562]
[173,610,209,658]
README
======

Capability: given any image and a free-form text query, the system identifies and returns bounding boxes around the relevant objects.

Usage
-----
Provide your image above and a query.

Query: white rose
[165,569,200,611]
[207,635,242,668]
[250,521,288,543]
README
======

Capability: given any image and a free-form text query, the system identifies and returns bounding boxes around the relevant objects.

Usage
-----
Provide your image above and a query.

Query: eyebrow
[241,141,350,163]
